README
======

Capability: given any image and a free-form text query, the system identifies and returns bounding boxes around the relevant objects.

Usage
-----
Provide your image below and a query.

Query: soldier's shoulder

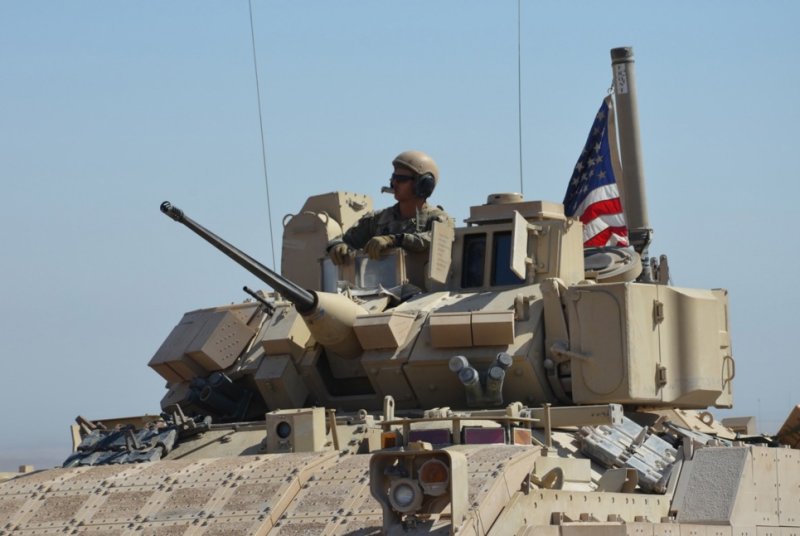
[356,208,382,221]
[371,205,400,221]
[423,204,449,220]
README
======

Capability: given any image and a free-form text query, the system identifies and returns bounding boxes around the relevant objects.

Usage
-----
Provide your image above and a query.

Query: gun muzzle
[160,201,184,222]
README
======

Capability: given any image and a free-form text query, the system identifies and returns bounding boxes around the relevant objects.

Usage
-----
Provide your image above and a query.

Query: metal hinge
[653,300,664,324]
[656,365,667,387]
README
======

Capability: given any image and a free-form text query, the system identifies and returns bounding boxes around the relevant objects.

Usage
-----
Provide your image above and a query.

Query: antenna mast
[248,0,277,269]
[516,0,524,195]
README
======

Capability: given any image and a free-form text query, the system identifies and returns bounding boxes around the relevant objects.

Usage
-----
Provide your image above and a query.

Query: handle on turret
[160,201,316,313]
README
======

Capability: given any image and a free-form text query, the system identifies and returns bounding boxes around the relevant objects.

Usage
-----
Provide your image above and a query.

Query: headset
[413,172,435,199]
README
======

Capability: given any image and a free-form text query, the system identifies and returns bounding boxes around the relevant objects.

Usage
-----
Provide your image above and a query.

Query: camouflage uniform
[329,203,449,253]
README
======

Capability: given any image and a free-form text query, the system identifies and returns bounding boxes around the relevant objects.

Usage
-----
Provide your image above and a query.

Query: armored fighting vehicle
[2,47,798,536]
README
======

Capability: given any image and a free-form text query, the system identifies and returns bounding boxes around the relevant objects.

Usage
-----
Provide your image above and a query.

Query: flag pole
[610,47,652,259]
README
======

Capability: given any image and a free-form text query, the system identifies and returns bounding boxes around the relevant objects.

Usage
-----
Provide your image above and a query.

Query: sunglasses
[390,173,415,183]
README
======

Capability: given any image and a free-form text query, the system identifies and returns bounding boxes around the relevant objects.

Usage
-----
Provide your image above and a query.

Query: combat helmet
[392,150,439,198]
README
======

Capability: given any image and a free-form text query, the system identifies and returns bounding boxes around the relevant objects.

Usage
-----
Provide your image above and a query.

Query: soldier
[327,150,450,265]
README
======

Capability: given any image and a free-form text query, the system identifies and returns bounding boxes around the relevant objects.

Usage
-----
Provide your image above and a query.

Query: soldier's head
[391,150,439,200]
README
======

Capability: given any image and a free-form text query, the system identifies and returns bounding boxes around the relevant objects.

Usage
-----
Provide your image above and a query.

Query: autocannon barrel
[160,201,316,313]
[161,201,367,359]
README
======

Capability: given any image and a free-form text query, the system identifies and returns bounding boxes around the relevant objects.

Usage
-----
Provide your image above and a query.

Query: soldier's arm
[398,209,450,253]
[340,212,378,250]
[398,232,432,252]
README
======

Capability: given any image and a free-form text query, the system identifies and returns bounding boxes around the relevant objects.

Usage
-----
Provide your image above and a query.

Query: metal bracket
[550,341,591,362]
[524,403,624,428]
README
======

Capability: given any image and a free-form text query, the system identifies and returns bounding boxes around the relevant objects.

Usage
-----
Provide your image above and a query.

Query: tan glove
[365,235,396,260]
[328,242,354,265]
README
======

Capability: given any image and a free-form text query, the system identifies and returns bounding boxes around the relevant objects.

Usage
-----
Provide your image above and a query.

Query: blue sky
[1,1,798,471]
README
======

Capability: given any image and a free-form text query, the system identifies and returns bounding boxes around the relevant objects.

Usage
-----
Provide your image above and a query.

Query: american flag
[563,96,629,247]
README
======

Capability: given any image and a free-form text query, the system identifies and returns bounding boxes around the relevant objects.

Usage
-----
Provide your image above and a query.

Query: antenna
[516,0,524,195]
[248,0,277,269]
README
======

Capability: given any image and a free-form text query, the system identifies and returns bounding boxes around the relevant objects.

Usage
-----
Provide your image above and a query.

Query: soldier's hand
[365,235,396,260]
[329,243,354,265]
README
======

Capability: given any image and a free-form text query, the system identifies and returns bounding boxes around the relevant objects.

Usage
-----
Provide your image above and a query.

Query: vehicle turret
[153,179,733,420]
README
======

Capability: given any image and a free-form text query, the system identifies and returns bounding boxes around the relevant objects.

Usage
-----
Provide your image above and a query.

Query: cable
[248,0,277,269]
